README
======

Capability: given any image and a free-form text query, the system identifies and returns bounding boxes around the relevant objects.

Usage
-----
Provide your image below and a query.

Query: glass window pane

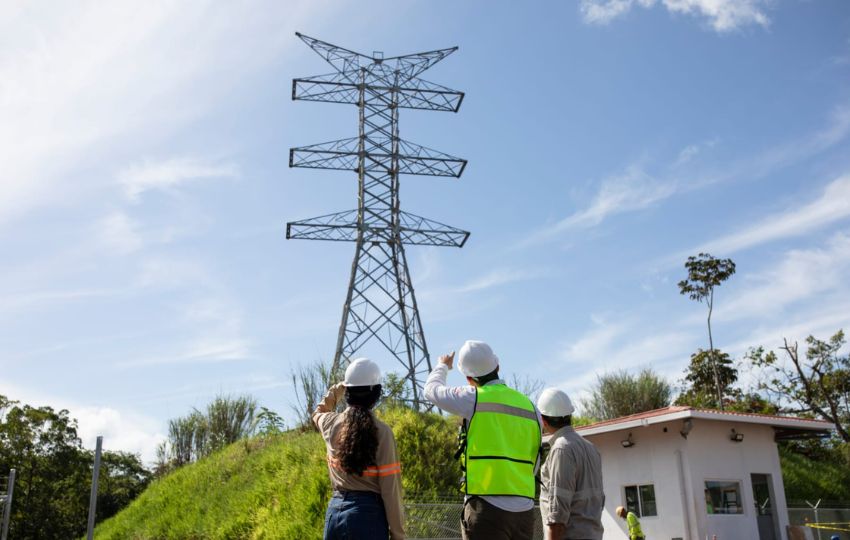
[705,480,743,515]
[624,485,640,516]
[639,484,657,517]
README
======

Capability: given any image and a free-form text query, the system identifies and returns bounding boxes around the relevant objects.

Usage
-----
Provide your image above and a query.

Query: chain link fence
[789,506,850,540]
[404,497,544,540]
[405,500,850,540]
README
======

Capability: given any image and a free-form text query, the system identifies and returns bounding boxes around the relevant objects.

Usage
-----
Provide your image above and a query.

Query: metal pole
[1,469,15,540]
[86,436,103,540]
[806,499,822,540]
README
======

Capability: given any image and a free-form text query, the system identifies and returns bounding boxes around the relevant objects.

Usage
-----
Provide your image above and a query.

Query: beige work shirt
[539,426,604,540]
[313,384,405,540]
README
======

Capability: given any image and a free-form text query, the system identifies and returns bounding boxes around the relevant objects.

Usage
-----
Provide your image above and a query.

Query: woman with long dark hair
[313,358,405,539]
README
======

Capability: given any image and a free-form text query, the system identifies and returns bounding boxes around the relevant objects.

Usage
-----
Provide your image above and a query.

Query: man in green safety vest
[424,340,543,540]
[616,506,645,540]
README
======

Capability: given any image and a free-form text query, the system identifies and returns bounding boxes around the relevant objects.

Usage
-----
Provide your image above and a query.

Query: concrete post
[86,436,103,540]
[1,469,16,540]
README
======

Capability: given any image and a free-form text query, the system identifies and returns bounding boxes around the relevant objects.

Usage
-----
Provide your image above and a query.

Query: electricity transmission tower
[286,33,468,407]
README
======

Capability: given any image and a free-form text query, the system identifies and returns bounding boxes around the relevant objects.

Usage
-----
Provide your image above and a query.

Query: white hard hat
[457,340,499,377]
[343,357,382,387]
[537,388,575,417]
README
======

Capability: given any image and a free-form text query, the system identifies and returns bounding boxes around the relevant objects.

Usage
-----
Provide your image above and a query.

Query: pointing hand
[439,351,455,370]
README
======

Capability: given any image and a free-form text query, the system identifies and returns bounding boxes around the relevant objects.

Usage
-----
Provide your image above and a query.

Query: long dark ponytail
[338,385,382,476]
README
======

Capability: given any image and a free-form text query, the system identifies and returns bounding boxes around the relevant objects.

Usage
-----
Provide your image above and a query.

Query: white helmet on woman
[343,357,382,387]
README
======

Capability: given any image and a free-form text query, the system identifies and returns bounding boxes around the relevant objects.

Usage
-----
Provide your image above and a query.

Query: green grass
[93,407,460,539]
[93,431,331,539]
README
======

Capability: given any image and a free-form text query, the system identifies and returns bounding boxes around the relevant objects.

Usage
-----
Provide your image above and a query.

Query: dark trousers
[324,491,388,540]
[461,497,535,540]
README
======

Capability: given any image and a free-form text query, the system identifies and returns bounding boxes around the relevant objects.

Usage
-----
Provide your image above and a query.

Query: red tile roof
[575,405,833,434]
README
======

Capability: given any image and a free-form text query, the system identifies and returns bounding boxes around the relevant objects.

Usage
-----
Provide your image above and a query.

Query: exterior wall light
[730,429,744,442]
[621,434,635,448]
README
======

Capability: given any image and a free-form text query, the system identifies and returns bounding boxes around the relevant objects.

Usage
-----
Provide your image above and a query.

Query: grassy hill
[94,407,848,538]
[93,407,461,539]
[779,445,850,504]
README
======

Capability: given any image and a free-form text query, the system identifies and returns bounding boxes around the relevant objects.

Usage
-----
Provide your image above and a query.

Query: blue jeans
[324,490,389,540]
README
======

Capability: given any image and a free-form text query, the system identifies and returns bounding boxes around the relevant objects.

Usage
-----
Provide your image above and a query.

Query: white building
[575,406,832,540]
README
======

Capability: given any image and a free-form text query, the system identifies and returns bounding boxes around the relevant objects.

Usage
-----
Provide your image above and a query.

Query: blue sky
[2,0,849,463]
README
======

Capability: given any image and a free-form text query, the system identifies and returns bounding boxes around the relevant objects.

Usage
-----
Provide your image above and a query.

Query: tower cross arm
[293,73,464,112]
[286,210,469,248]
[295,32,369,74]
[290,137,467,178]
[386,47,458,81]
[398,211,470,247]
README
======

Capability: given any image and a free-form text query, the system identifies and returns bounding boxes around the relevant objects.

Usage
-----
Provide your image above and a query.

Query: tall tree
[748,330,850,442]
[678,252,736,410]
[582,369,673,421]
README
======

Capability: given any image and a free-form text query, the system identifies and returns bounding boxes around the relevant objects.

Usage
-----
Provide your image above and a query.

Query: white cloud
[74,406,166,464]
[98,211,143,254]
[0,1,321,227]
[695,174,850,256]
[556,316,696,400]
[119,157,237,202]
[118,296,252,368]
[579,0,771,32]
[528,164,677,244]
[717,231,850,322]
[456,267,544,293]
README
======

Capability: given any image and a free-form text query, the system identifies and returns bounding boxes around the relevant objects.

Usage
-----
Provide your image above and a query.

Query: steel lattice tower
[286,33,469,408]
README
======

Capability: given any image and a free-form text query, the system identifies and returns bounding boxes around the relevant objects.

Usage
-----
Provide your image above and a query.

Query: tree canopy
[0,395,150,539]
[582,368,673,421]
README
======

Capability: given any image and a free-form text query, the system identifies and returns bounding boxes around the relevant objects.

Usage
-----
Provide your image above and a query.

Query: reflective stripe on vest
[464,384,541,499]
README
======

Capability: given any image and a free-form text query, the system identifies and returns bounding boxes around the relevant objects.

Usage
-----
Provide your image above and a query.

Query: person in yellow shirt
[616,506,644,540]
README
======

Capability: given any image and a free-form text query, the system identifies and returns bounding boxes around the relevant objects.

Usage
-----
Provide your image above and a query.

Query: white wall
[586,419,689,540]
[583,418,789,540]
[685,420,789,540]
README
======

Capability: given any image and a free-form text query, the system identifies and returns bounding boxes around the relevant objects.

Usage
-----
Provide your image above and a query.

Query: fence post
[805,499,822,540]
[86,436,103,540]
[1,469,15,540]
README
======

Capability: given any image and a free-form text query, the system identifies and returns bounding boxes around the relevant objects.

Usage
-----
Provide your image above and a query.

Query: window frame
[622,483,658,518]
[703,478,746,516]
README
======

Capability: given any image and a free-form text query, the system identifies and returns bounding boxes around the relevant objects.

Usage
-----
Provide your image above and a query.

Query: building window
[704,480,743,515]
[624,484,657,517]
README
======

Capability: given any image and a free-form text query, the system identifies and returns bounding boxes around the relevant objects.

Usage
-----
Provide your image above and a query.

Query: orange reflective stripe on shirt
[327,456,401,477]
[362,462,401,477]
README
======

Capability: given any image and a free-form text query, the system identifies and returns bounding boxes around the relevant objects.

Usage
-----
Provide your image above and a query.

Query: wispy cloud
[0,1,318,227]
[527,164,677,245]
[0,288,120,316]
[98,211,143,254]
[692,174,850,256]
[579,0,771,32]
[118,296,252,368]
[717,231,850,322]
[555,315,696,402]
[455,267,545,293]
[119,157,238,202]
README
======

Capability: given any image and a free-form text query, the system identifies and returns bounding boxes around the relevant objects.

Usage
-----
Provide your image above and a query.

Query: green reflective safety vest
[627,512,644,539]
[463,384,541,498]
